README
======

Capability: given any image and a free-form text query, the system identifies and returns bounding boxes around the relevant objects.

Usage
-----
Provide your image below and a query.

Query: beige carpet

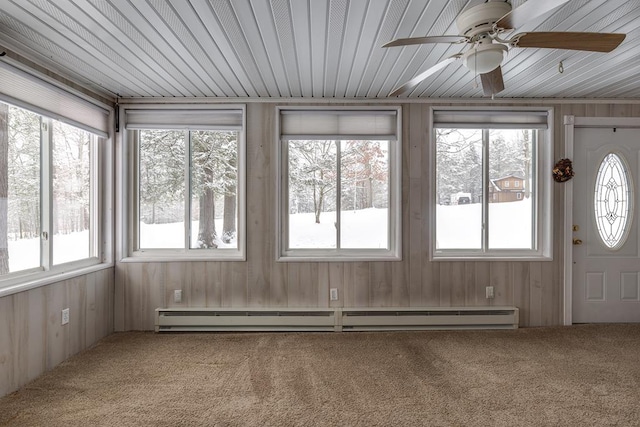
[1,325,639,426]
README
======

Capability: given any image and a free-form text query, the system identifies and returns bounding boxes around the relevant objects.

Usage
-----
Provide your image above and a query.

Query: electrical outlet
[61,308,70,325]
[174,289,182,303]
[330,288,339,301]
[486,286,494,299]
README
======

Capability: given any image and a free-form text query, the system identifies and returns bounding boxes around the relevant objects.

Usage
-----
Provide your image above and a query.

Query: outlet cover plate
[61,308,70,325]
[485,286,494,299]
[330,288,339,301]
[174,289,182,303]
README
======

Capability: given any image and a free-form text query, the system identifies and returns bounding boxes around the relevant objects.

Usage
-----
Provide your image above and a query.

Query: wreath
[553,158,574,183]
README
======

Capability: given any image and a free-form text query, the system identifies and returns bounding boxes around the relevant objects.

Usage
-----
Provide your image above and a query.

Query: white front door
[573,127,640,323]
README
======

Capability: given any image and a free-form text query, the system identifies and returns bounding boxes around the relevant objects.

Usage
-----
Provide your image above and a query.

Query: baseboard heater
[155,307,518,332]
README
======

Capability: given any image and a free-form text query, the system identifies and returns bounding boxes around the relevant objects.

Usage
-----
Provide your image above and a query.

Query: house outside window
[122,106,246,261]
[431,107,552,260]
[277,107,401,261]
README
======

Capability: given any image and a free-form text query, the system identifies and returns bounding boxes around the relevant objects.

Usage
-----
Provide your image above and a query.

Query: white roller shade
[433,109,549,129]
[125,108,244,131]
[0,62,110,137]
[281,109,398,140]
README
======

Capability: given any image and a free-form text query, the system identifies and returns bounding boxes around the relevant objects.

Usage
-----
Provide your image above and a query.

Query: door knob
[573,238,583,245]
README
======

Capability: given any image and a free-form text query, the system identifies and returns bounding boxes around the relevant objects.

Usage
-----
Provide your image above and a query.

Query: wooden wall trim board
[114,101,639,331]
[0,269,114,398]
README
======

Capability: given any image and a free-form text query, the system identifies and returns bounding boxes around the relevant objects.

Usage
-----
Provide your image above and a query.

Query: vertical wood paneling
[407,103,422,306]
[114,264,126,331]
[46,282,67,370]
[25,288,46,384]
[328,263,343,308]
[439,262,452,306]
[85,273,97,347]
[68,276,87,356]
[144,263,164,330]
[474,263,491,306]
[205,262,222,307]
[371,262,392,306]
[116,101,640,329]
[529,262,543,327]
[165,262,188,308]
[424,261,440,306]
[228,262,248,306]
[450,262,465,306]
[464,262,476,306]
[189,262,207,307]
[512,262,530,326]
[1,269,114,397]
[490,262,510,307]
[247,102,271,307]
[124,262,143,330]
[0,296,14,397]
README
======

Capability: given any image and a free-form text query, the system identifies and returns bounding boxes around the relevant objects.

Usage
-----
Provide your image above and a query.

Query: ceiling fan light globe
[463,43,508,74]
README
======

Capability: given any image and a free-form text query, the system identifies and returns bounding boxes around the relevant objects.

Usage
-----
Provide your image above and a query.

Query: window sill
[431,253,553,262]
[277,251,402,262]
[121,251,246,263]
[0,261,113,299]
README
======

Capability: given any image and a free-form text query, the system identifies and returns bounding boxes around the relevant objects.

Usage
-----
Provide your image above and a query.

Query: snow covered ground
[7,230,90,272]
[288,207,388,249]
[5,200,533,274]
[437,198,533,249]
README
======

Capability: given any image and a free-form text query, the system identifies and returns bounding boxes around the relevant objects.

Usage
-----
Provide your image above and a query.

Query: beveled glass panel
[594,153,632,249]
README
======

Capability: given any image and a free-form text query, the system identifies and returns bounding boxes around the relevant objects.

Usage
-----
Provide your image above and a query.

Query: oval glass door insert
[594,153,633,249]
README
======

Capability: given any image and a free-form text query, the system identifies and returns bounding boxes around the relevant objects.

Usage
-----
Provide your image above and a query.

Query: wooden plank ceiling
[0,0,638,99]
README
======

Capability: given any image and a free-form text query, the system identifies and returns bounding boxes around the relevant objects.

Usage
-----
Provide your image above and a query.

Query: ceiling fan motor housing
[456,1,512,37]
[462,42,508,74]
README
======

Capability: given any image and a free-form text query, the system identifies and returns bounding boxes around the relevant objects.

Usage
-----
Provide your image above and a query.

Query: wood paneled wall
[115,101,640,330]
[0,268,114,397]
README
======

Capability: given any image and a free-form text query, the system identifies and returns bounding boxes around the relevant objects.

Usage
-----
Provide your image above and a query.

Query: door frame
[563,116,640,325]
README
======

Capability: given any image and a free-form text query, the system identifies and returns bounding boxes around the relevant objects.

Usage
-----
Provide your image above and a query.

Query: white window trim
[118,103,246,262]
[429,106,553,261]
[275,106,402,262]
[0,103,114,296]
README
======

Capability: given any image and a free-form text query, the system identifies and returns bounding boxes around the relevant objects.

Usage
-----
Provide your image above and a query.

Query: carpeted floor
[1,324,639,426]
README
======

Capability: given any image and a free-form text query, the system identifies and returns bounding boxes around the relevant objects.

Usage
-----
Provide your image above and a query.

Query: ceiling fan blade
[389,56,460,97]
[480,67,505,97]
[514,32,626,53]
[382,35,468,48]
[496,0,570,30]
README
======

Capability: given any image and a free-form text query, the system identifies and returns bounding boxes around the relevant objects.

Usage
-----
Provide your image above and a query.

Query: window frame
[275,106,402,262]
[0,101,111,296]
[429,106,553,261]
[120,104,246,262]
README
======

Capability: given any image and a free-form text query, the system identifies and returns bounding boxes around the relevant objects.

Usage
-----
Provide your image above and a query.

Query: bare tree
[0,103,9,274]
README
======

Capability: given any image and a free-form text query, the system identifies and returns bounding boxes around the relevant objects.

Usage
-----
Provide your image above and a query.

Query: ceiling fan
[383,0,626,97]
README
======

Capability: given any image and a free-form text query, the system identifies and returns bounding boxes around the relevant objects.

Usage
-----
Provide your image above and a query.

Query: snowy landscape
[6,199,533,273]
[437,198,533,249]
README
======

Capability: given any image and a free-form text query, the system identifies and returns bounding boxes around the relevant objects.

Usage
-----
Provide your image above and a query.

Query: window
[594,152,632,249]
[277,108,401,261]
[431,108,552,259]
[0,61,110,292]
[1,102,103,284]
[515,181,520,188]
[123,106,245,260]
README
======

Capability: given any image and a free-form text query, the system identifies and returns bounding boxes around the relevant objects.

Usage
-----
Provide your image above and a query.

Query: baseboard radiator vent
[155,308,337,332]
[340,307,519,331]
[156,307,518,332]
